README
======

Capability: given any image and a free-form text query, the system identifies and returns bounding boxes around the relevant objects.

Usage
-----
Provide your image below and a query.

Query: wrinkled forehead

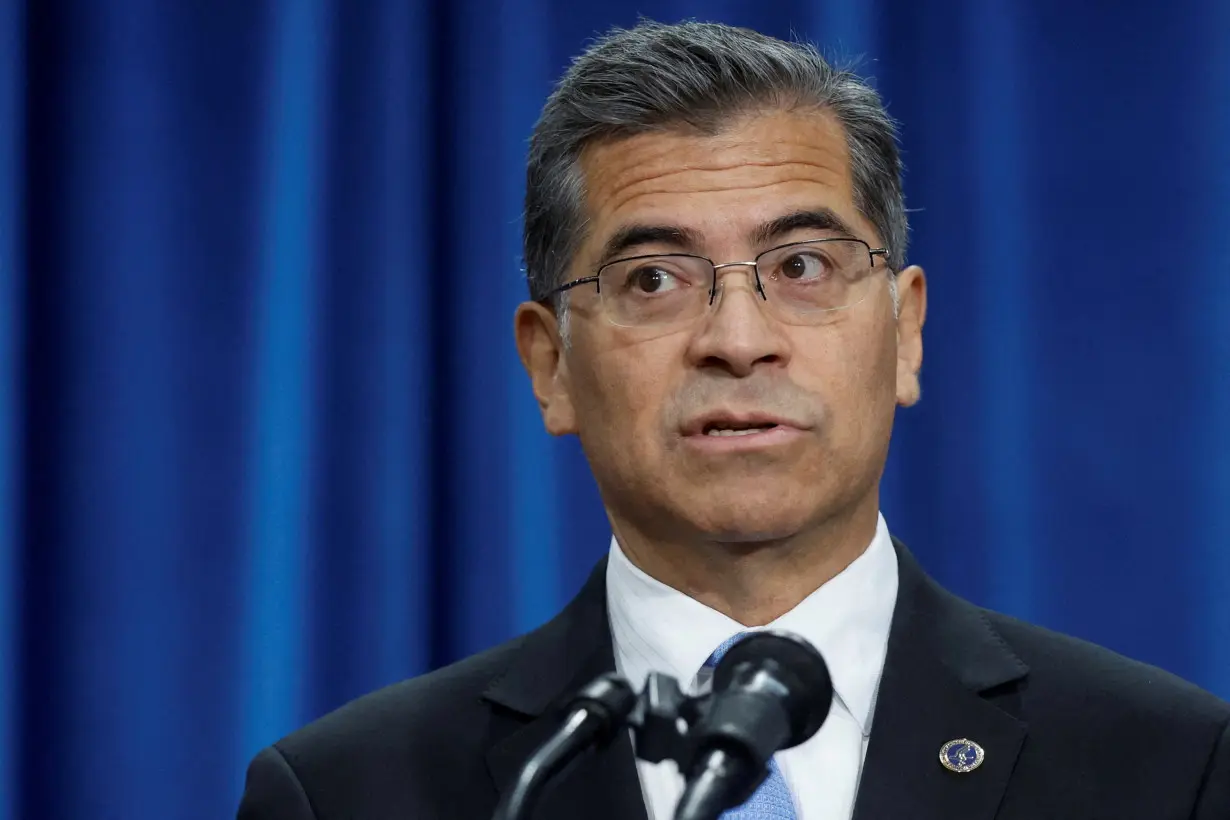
[575,110,864,256]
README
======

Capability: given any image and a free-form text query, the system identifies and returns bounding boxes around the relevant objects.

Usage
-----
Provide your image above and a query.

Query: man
[238,20,1230,820]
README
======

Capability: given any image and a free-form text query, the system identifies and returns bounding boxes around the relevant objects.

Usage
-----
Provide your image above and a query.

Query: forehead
[576,110,864,251]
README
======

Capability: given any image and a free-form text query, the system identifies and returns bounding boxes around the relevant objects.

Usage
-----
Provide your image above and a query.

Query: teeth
[706,428,764,436]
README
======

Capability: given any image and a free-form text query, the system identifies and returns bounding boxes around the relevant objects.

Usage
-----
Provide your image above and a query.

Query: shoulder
[972,609,1230,813]
[238,635,532,818]
[275,634,527,767]
[242,560,612,818]
[895,542,1229,736]
[983,607,1230,731]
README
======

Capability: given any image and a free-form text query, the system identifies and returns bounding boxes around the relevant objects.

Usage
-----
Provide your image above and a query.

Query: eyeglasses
[547,237,890,329]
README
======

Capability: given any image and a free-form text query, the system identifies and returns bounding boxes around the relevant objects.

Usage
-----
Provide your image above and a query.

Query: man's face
[516,110,925,546]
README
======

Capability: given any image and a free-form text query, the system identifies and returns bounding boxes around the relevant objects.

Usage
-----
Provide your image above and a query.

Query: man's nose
[686,265,790,376]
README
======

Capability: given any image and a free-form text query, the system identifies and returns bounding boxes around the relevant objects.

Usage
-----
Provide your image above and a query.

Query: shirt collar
[606,514,899,738]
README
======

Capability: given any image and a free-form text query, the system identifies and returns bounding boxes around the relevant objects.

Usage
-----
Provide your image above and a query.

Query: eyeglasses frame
[542,237,892,322]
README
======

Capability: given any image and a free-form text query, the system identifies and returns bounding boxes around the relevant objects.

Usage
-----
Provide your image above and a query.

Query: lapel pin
[939,738,985,773]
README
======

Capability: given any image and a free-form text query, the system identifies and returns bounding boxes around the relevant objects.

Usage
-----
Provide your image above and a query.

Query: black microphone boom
[491,673,636,820]
[673,630,833,820]
[488,632,830,820]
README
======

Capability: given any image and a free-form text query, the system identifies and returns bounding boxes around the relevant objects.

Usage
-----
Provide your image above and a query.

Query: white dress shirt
[606,514,899,820]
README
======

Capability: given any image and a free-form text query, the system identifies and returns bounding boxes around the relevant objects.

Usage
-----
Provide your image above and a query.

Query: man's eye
[778,252,830,280]
[629,267,681,293]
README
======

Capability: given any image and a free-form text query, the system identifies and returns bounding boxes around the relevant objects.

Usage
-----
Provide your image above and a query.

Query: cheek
[852,333,899,402]
[849,326,903,453]
[795,323,897,436]
[570,352,679,504]
[570,341,675,444]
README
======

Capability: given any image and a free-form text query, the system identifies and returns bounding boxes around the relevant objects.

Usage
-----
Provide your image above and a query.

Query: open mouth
[702,422,780,437]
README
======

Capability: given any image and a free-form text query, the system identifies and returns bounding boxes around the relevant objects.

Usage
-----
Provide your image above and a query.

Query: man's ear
[894,266,927,407]
[514,301,578,436]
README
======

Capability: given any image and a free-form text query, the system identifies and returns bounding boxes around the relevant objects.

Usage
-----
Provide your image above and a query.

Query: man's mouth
[702,422,781,437]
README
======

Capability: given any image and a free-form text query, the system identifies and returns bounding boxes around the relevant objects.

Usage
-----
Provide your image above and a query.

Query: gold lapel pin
[939,738,985,773]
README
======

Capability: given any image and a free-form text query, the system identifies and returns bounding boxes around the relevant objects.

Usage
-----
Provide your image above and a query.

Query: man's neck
[609,500,880,626]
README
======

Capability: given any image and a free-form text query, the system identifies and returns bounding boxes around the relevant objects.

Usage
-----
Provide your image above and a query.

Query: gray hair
[523,19,908,319]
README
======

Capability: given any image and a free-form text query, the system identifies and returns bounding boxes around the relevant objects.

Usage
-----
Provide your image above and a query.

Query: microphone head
[567,672,637,741]
[711,630,833,748]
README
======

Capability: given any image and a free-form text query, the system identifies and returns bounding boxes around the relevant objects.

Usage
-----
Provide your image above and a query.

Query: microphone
[673,631,833,820]
[492,673,636,820]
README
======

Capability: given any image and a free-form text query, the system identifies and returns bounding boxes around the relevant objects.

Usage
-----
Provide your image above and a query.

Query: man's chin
[682,504,815,544]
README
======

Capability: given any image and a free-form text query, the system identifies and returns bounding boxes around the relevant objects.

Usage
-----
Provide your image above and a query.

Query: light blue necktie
[702,633,800,820]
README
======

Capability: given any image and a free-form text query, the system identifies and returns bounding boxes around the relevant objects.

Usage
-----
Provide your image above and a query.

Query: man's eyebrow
[597,224,705,265]
[595,209,862,265]
[751,209,860,247]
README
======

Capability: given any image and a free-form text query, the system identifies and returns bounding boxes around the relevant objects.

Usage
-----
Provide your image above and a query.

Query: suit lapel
[483,559,649,820]
[853,542,1029,820]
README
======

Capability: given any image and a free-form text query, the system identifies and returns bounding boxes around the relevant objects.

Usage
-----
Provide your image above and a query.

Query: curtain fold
[2,2,1227,818]
[0,3,23,820]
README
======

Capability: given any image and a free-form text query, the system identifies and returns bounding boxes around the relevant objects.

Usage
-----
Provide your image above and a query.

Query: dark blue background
[1,1,1227,818]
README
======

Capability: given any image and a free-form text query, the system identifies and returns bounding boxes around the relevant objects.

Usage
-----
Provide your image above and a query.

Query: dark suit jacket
[238,542,1230,819]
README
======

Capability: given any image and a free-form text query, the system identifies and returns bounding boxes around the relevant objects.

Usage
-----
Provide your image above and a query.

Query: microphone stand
[494,631,829,820]
[624,672,712,770]
[492,670,713,820]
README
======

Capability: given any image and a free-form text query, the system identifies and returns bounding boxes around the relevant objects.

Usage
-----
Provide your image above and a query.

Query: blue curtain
[2,1,1227,818]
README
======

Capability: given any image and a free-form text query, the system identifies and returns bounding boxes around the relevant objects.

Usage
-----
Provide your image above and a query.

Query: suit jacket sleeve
[1193,717,1230,819]
[237,745,318,820]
